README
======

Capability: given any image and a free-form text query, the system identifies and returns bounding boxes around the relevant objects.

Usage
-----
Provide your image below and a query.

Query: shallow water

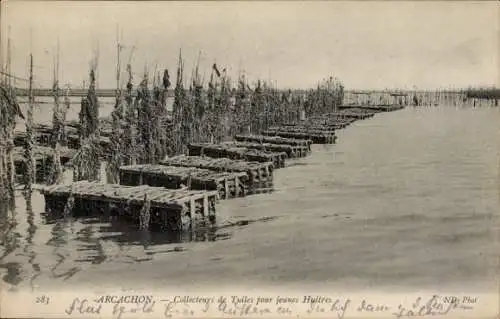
[1,105,499,293]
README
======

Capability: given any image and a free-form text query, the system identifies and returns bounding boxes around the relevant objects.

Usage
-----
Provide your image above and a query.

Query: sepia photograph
[0,1,498,318]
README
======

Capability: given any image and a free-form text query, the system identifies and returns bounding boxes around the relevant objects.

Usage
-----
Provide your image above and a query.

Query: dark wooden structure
[261,129,337,144]
[268,126,337,135]
[338,105,404,113]
[14,123,112,153]
[40,181,218,231]
[233,134,313,152]
[160,155,274,191]
[13,146,76,183]
[119,164,248,199]
[222,141,309,158]
[188,143,287,169]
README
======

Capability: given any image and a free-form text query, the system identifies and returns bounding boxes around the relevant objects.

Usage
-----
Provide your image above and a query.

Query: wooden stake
[48,41,63,185]
[6,25,14,206]
[24,53,34,195]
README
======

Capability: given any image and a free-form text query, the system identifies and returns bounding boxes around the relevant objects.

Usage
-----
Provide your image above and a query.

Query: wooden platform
[40,181,218,231]
[337,112,375,120]
[66,116,174,136]
[300,117,357,129]
[337,108,381,119]
[339,104,405,112]
[188,143,287,169]
[233,135,312,152]
[268,126,337,135]
[222,141,309,158]
[13,146,76,183]
[160,155,274,186]
[309,114,358,122]
[14,126,112,153]
[261,129,337,144]
[280,121,350,130]
[13,145,76,163]
[315,119,353,128]
[119,164,248,199]
[308,123,348,130]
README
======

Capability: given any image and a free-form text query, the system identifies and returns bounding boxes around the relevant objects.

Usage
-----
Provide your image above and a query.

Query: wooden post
[208,198,216,223]
[5,26,15,207]
[234,176,239,197]
[224,177,229,199]
[49,42,63,185]
[24,53,35,197]
[189,198,195,228]
[138,171,143,186]
[139,194,151,231]
[106,29,123,183]
[203,194,208,219]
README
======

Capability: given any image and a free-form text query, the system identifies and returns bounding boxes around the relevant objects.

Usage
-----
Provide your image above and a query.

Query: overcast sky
[1,1,498,90]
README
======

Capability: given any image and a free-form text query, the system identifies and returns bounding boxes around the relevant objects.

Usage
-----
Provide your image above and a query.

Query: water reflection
[250,181,275,195]
[74,223,106,265]
[2,105,497,290]
[0,196,22,286]
[23,195,41,290]
[97,219,220,246]
[218,216,279,229]
[0,200,9,238]
[46,216,81,281]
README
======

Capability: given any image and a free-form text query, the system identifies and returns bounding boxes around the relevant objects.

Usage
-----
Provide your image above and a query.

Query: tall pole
[116,25,121,92]
[6,25,11,87]
[6,25,14,206]
[25,53,34,196]
[0,3,3,85]
[48,39,63,185]
[56,37,60,88]
[106,24,122,183]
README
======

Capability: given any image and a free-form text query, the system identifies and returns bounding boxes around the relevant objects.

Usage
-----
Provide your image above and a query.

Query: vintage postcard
[0,1,498,318]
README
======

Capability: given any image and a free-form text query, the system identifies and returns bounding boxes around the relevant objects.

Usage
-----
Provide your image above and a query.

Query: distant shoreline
[465,89,500,99]
[13,87,500,99]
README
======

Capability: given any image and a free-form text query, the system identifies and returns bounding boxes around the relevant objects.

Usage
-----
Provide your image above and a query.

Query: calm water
[1,105,499,293]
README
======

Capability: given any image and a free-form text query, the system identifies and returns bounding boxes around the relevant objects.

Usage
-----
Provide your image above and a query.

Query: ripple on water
[2,105,499,290]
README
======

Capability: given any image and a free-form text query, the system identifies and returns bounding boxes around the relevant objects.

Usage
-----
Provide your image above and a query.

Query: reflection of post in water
[0,200,8,236]
[25,197,37,244]
[138,229,151,250]
[63,186,75,218]
[47,220,69,275]
[75,224,107,265]
[46,216,79,280]
[23,196,40,289]
[0,195,22,286]
[180,223,217,243]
